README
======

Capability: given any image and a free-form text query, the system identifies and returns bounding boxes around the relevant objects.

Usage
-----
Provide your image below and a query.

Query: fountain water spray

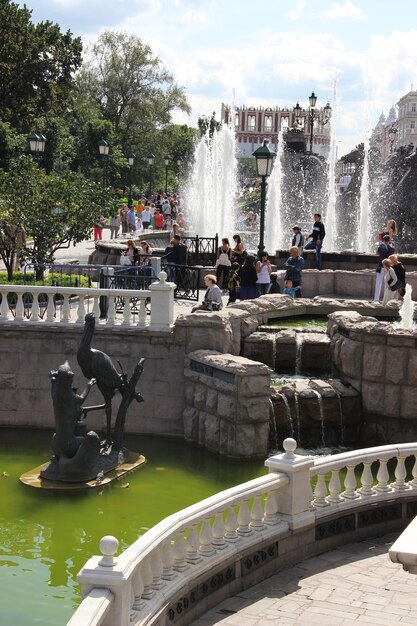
[357,107,371,251]
[324,80,338,251]
[186,123,237,238]
[265,131,284,252]
[399,284,415,330]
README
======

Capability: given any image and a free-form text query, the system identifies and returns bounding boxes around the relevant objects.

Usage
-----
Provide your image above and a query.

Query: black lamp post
[148,154,155,198]
[127,153,135,207]
[98,139,110,186]
[164,155,171,195]
[28,132,47,165]
[304,92,331,154]
[388,126,398,154]
[293,102,302,125]
[252,140,276,257]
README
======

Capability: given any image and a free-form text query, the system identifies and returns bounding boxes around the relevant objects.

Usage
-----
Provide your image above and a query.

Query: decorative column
[148,271,175,331]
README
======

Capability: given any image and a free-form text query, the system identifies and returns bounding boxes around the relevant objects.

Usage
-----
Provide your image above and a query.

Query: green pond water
[268,315,329,330]
[0,429,265,626]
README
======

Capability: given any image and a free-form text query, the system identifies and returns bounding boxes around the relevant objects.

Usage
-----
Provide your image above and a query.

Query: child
[283,279,300,299]
[268,273,281,294]
[227,262,241,304]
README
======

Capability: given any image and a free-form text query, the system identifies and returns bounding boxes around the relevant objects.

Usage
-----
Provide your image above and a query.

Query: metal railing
[181,234,218,266]
[161,261,201,301]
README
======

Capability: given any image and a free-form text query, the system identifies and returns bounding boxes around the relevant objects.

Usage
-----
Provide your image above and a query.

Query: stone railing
[0,271,175,331]
[69,439,417,626]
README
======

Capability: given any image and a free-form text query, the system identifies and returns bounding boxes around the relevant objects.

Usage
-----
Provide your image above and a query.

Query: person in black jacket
[389,254,406,297]
[304,213,325,270]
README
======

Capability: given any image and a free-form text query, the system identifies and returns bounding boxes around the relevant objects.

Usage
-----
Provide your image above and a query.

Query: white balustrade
[0,272,175,331]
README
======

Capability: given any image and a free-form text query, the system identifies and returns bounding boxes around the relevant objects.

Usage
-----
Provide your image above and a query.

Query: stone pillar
[149,271,175,331]
[265,438,315,530]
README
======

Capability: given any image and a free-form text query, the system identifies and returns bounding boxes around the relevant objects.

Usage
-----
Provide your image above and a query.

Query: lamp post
[28,132,47,165]
[148,154,155,199]
[252,140,276,257]
[98,139,110,187]
[293,102,302,126]
[388,126,398,154]
[302,92,331,154]
[127,153,135,207]
[164,155,171,195]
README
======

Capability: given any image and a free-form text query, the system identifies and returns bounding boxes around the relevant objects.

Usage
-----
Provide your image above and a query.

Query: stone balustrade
[0,271,175,331]
[69,439,417,626]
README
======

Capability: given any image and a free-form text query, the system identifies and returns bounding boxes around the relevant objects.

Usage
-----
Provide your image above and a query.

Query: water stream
[324,80,338,251]
[399,284,415,329]
[311,389,326,447]
[358,107,371,252]
[265,131,284,253]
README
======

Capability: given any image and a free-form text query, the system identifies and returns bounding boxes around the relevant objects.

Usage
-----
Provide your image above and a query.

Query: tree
[197,112,221,138]
[0,0,82,133]
[0,156,116,277]
[76,31,191,157]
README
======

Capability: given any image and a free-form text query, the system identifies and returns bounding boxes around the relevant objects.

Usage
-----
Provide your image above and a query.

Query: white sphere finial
[283,438,297,458]
[158,270,167,283]
[99,535,119,567]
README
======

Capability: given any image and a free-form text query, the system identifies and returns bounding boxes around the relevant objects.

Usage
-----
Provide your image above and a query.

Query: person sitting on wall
[304,213,325,270]
[191,274,223,312]
[283,279,301,299]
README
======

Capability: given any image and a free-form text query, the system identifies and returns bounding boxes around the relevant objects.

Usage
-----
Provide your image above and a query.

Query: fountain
[357,112,371,252]
[324,82,338,251]
[185,123,238,239]
[399,284,415,329]
[265,130,284,252]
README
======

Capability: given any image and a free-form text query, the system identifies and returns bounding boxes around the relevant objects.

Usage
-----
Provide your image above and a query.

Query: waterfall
[324,81,338,251]
[311,389,326,447]
[357,110,371,252]
[265,131,284,253]
[186,122,237,239]
[294,391,301,445]
[336,392,344,446]
[280,393,294,437]
[399,284,415,329]
[295,332,304,376]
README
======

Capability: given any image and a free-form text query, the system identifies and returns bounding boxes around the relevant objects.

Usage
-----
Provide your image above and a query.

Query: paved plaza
[192,533,417,626]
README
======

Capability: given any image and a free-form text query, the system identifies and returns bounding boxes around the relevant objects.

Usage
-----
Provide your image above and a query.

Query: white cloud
[287,1,305,21]
[322,0,365,20]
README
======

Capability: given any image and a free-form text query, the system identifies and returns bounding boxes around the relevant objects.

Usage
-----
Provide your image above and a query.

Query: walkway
[192,533,417,626]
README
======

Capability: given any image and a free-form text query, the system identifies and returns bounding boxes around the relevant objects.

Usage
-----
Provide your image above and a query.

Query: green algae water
[0,429,265,626]
[268,315,329,330]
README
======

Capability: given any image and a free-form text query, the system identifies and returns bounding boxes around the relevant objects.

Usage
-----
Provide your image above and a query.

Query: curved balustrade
[70,440,417,626]
[0,271,174,331]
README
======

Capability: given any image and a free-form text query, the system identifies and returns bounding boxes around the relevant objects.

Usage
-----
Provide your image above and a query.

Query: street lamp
[148,154,155,198]
[304,92,331,154]
[293,102,302,125]
[28,132,47,164]
[388,126,398,154]
[98,139,110,186]
[252,139,276,257]
[164,155,171,195]
[127,153,135,207]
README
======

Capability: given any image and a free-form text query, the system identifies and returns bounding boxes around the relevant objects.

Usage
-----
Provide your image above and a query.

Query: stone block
[385,347,408,385]
[217,394,236,419]
[336,337,363,379]
[234,422,269,457]
[237,374,271,397]
[334,271,373,298]
[408,351,417,386]
[193,384,207,410]
[275,329,296,371]
[198,411,219,450]
[383,383,401,418]
[237,396,270,423]
[242,333,275,368]
[401,386,417,419]
[0,374,16,389]
[184,382,194,404]
[362,343,386,381]
[206,388,218,412]
[301,334,330,374]
[361,381,385,414]
[183,406,199,441]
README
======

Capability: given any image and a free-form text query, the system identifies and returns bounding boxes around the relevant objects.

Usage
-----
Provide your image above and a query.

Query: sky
[19,0,417,155]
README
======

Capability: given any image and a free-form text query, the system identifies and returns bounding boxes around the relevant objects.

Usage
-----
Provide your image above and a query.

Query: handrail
[67,588,114,626]
[311,442,417,474]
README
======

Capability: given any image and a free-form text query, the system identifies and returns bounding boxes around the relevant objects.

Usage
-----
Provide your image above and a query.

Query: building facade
[221,103,331,158]
[397,89,417,149]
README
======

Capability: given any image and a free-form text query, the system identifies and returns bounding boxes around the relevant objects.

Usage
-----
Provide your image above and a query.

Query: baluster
[250,495,264,530]
[62,295,71,323]
[138,298,147,327]
[141,560,154,599]
[150,549,164,590]
[313,474,329,507]
[185,525,201,563]
[393,455,409,491]
[76,294,86,324]
[263,490,280,525]
[358,462,375,496]
[409,456,417,488]
[15,293,25,322]
[375,459,391,492]
[0,288,10,322]
[237,500,252,535]
[121,297,130,326]
[131,567,145,610]
[45,293,55,324]
[224,506,239,541]
[327,469,342,503]
[107,295,116,326]
[92,296,100,319]
[199,518,215,556]
[31,293,41,323]
[161,541,176,580]
[212,512,227,549]
[173,533,188,571]
[343,464,359,499]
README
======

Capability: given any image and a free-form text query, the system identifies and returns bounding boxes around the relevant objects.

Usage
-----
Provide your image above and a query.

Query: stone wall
[183,350,271,458]
[328,310,417,442]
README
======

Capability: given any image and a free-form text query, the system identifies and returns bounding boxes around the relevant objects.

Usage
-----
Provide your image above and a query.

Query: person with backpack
[215,237,232,290]
[374,235,395,301]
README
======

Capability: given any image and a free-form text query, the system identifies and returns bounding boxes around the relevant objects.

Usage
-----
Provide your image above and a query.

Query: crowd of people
[195,214,408,313]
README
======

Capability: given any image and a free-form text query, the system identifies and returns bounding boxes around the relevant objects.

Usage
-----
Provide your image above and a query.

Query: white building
[397,89,417,149]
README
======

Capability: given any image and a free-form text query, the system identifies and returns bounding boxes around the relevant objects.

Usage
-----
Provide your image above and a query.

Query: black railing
[182,234,218,266]
[161,261,200,301]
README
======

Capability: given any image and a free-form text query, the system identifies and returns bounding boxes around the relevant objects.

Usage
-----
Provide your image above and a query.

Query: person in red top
[154,209,164,229]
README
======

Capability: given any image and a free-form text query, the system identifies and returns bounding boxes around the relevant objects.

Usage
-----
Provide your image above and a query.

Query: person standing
[304,213,325,270]
[256,252,272,296]
[389,254,406,298]
[231,234,245,265]
[215,237,232,290]
[171,234,188,291]
[120,205,128,234]
[109,212,120,239]
[374,235,395,301]
[382,259,400,306]
[227,262,241,304]
[239,255,258,301]
[283,246,305,295]
[126,207,136,233]
[291,226,304,256]
[141,206,151,230]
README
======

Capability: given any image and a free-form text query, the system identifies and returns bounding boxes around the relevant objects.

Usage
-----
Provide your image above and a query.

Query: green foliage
[0,270,90,287]
[197,112,221,138]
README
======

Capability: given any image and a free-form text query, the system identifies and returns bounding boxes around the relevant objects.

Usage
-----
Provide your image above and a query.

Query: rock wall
[183,350,271,458]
